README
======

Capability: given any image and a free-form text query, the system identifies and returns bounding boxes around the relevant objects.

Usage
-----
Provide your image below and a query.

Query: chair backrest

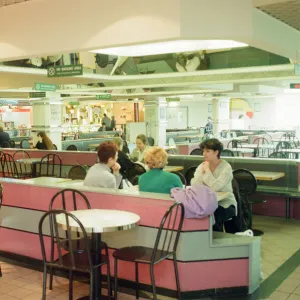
[185,166,197,186]
[268,152,288,159]
[233,169,257,197]
[168,138,176,147]
[39,210,93,272]
[227,140,242,149]
[9,140,15,148]
[171,171,187,185]
[231,132,237,138]
[127,163,146,184]
[49,188,91,211]
[276,141,293,151]
[13,150,30,160]
[122,145,130,154]
[190,148,203,155]
[66,145,77,151]
[67,165,87,180]
[13,150,32,175]
[221,149,235,157]
[147,137,155,146]
[40,153,62,177]
[2,141,10,148]
[52,144,58,150]
[166,148,176,155]
[151,202,184,261]
[2,153,20,178]
[253,137,269,145]
[20,139,30,149]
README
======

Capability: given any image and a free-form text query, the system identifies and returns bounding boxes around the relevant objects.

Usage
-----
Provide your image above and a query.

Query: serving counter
[0,177,260,298]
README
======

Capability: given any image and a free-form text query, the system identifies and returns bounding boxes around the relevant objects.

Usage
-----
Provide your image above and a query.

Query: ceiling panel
[258,0,300,31]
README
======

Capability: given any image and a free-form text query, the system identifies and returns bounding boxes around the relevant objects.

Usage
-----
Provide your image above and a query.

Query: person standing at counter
[84,141,122,189]
[102,113,111,127]
[0,127,10,147]
[110,116,116,130]
[191,138,237,231]
[35,132,54,150]
[130,134,151,163]
[204,117,213,134]
[98,122,107,132]
[139,147,183,194]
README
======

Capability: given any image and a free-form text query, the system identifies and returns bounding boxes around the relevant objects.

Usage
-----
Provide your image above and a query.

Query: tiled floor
[0,215,300,300]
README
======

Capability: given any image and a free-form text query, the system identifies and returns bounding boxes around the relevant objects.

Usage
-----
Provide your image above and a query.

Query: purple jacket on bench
[171,185,218,218]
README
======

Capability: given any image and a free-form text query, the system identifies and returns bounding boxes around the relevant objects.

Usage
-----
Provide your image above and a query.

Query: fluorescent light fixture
[284,89,300,93]
[91,40,248,57]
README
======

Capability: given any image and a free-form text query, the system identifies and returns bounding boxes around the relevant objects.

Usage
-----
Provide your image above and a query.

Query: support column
[144,97,167,147]
[31,92,63,150]
[212,98,230,136]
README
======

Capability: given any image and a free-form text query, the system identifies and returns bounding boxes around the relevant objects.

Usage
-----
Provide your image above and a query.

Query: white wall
[2,111,31,127]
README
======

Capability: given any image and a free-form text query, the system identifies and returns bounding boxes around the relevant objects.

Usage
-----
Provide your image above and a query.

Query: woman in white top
[130,134,151,163]
[191,138,237,232]
[84,141,122,189]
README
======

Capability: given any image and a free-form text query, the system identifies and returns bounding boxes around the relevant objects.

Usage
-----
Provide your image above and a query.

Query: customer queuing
[130,134,151,163]
[102,114,111,127]
[35,132,54,150]
[191,138,237,231]
[139,147,183,194]
[84,141,122,189]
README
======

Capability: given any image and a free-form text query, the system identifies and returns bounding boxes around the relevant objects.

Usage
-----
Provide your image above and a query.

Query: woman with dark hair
[191,138,237,231]
[130,134,151,163]
[35,132,54,150]
[84,141,122,189]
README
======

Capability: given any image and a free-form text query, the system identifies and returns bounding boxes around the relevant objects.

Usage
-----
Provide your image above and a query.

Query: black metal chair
[13,150,32,177]
[52,144,58,150]
[20,139,30,149]
[122,145,130,155]
[233,169,266,236]
[113,202,184,300]
[1,153,27,179]
[147,137,155,146]
[39,153,62,178]
[221,149,235,157]
[66,145,77,151]
[227,140,243,149]
[253,137,271,157]
[185,166,197,186]
[190,148,203,155]
[171,171,187,185]
[127,163,146,185]
[2,141,10,148]
[166,148,177,155]
[67,165,87,180]
[268,152,288,159]
[9,140,15,148]
[39,210,111,300]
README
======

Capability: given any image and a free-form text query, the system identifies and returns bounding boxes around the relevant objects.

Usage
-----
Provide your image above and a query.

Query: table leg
[286,197,290,219]
[32,162,37,178]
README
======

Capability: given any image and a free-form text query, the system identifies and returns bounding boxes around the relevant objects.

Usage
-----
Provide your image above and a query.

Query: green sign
[96,94,112,100]
[290,83,300,89]
[166,97,180,102]
[29,92,46,98]
[47,64,83,77]
[69,101,80,106]
[34,82,56,91]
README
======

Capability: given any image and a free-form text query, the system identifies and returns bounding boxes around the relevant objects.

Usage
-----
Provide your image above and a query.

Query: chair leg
[135,262,139,299]
[42,265,48,300]
[69,270,73,300]
[150,264,157,300]
[49,241,55,290]
[104,245,113,298]
[173,254,181,300]
[89,271,94,300]
[0,264,2,277]
[114,258,118,300]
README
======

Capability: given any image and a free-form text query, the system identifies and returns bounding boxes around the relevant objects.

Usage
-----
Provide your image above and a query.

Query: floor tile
[269,290,290,300]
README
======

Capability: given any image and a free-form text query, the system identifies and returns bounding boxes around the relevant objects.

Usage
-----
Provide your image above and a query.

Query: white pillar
[144,97,167,147]
[212,98,230,136]
[31,92,63,150]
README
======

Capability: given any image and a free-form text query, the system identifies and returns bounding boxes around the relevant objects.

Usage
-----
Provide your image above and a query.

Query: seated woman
[35,132,54,150]
[139,147,183,194]
[84,141,122,189]
[130,134,151,163]
[191,138,237,232]
[112,137,135,179]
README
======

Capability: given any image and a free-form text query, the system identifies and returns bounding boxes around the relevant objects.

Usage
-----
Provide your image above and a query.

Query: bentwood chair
[221,149,235,157]
[1,153,27,179]
[67,165,87,180]
[190,148,203,155]
[39,210,111,300]
[113,202,185,300]
[185,166,197,186]
[39,153,62,178]
[127,163,146,185]
[268,152,288,159]
[171,171,187,185]
[48,189,112,294]
[13,150,33,177]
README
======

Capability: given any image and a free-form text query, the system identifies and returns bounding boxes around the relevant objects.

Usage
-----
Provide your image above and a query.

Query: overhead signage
[290,83,300,89]
[69,101,80,106]
[294,64,300,75]
[34,82,57,91]
[96,94,112,100]
[166,97,180,102]
[47,64,83,77]
[29,92,46,98]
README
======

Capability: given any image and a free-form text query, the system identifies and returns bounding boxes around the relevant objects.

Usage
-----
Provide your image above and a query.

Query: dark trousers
[213,205,236,232]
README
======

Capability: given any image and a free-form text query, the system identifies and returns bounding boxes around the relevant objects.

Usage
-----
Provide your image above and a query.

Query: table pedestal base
[78,295,111,300]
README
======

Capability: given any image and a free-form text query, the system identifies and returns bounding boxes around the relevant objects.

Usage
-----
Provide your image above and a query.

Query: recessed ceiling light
[91,40,248,57]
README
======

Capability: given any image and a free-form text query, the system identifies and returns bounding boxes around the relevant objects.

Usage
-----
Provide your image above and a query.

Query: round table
[56,209,140,300]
